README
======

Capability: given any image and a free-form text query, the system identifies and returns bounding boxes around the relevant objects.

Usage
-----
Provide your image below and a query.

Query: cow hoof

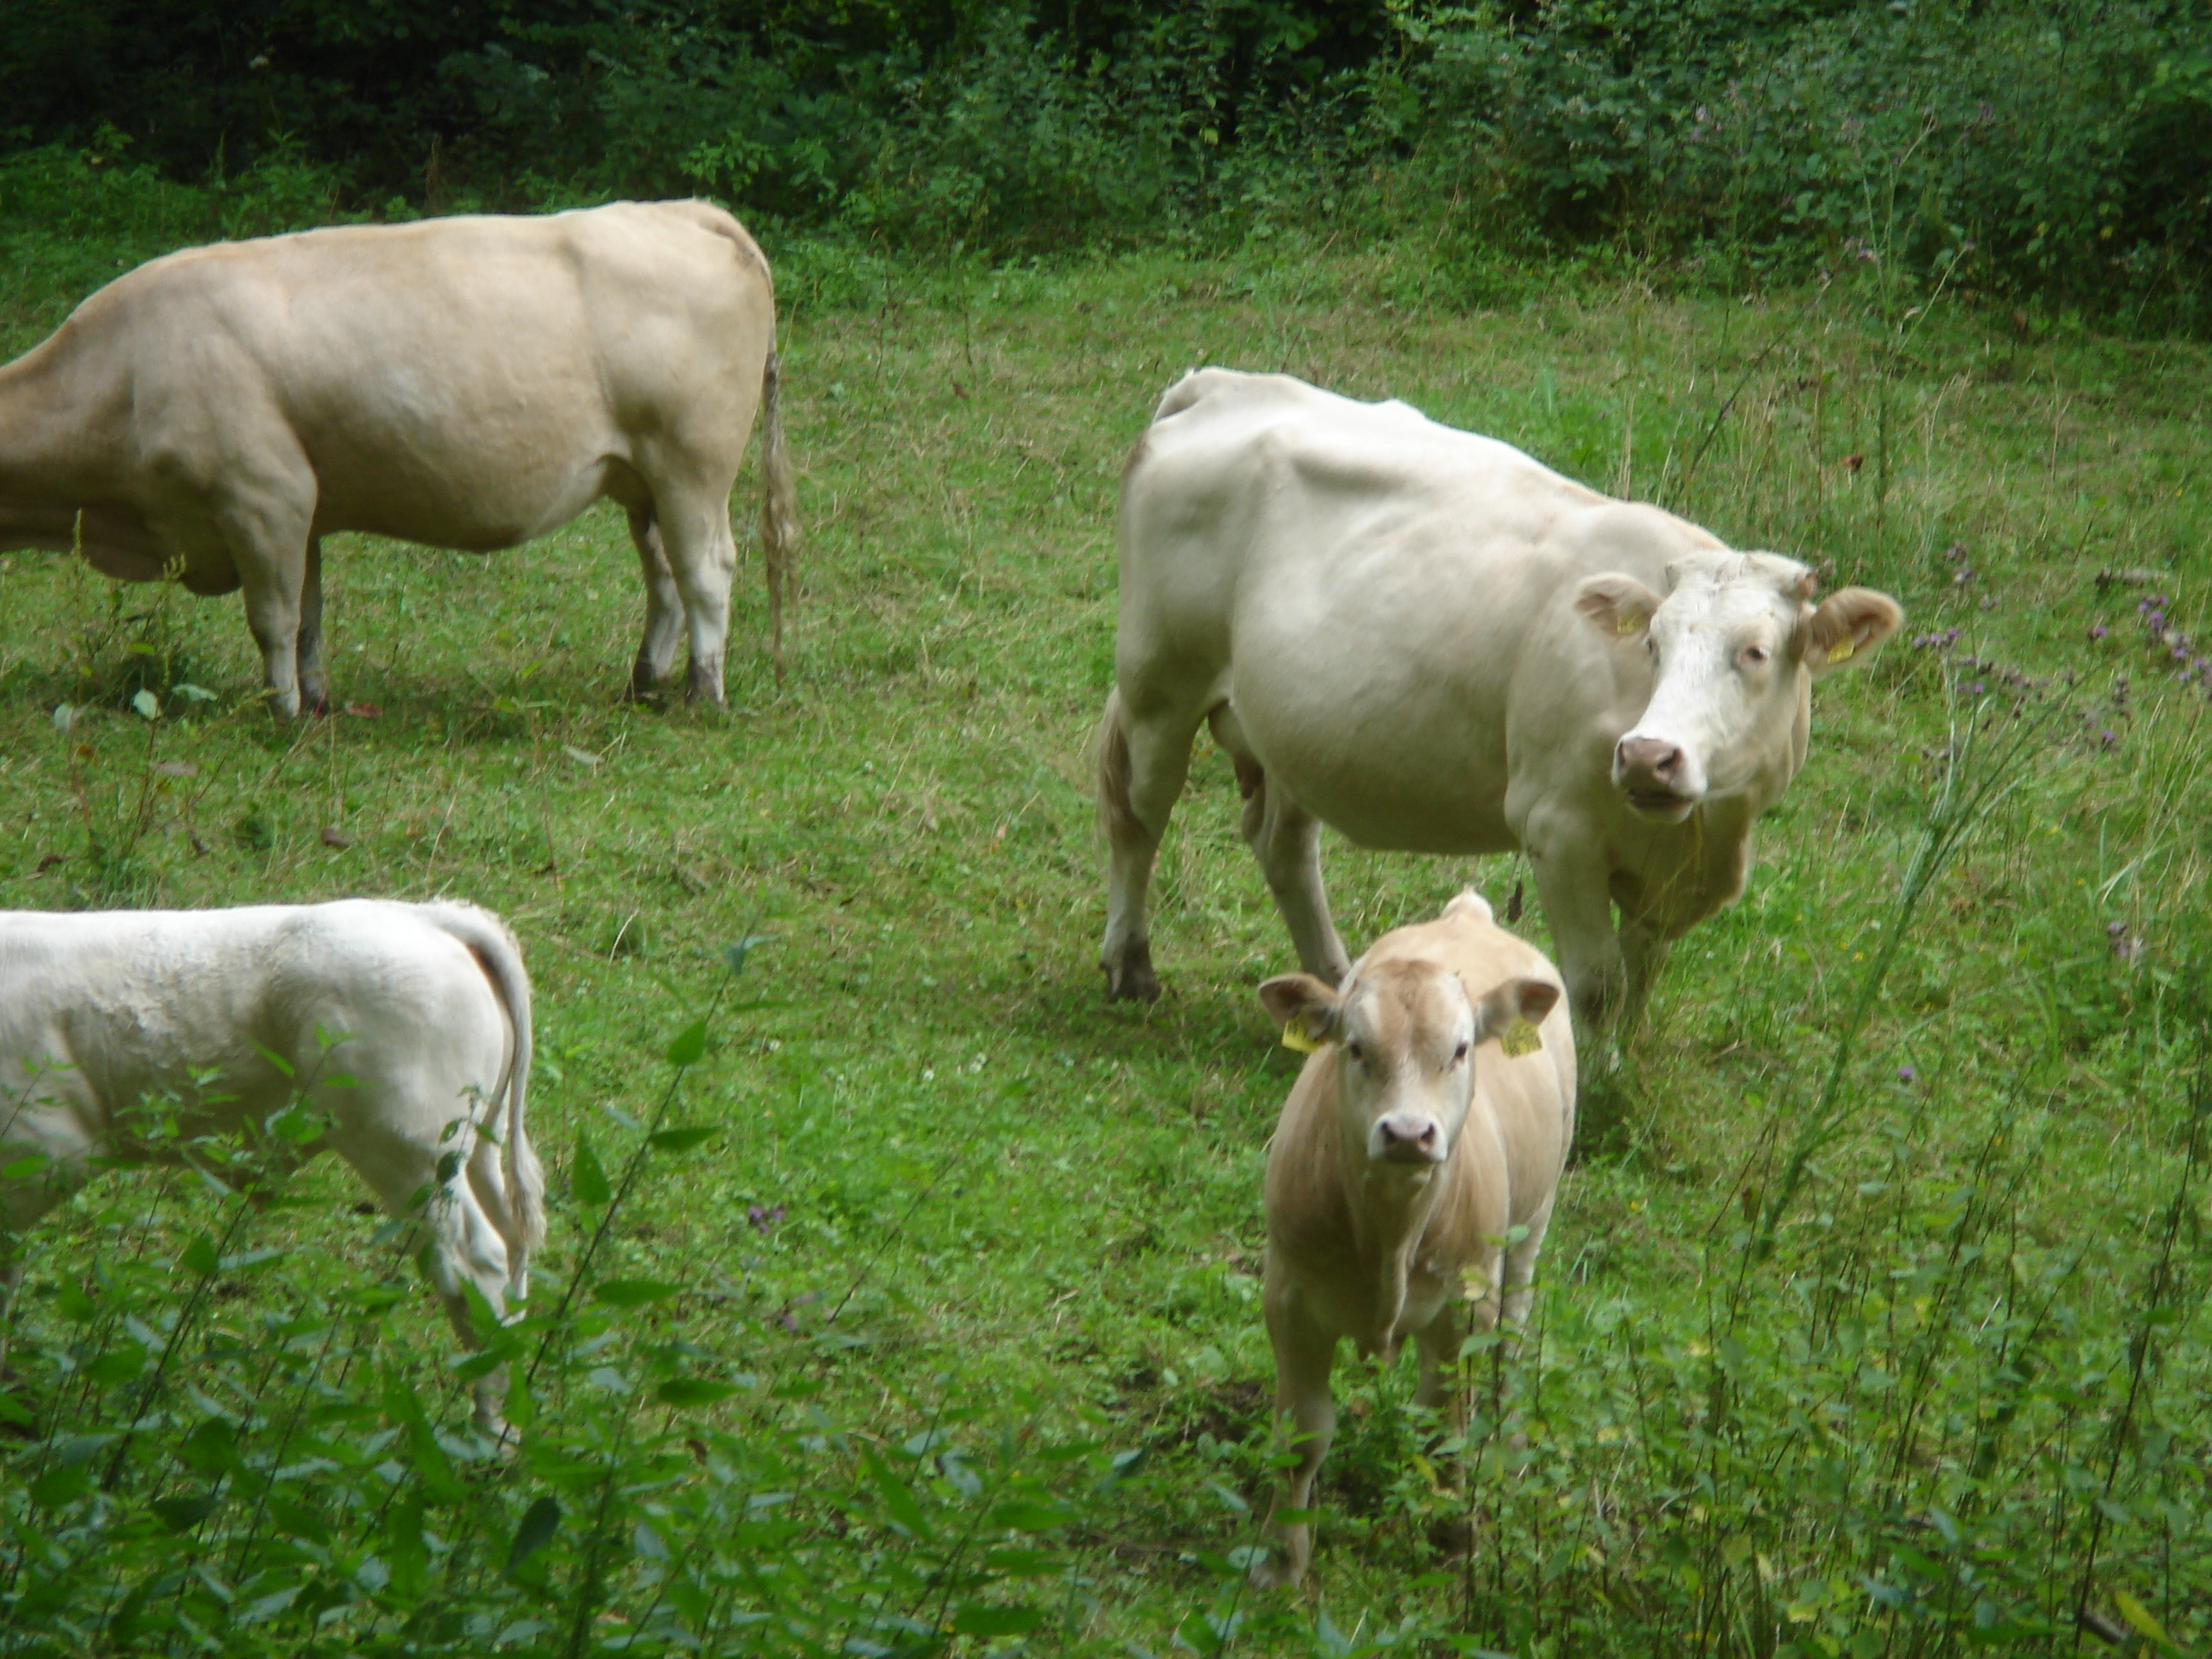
[1103,944,1161,1003]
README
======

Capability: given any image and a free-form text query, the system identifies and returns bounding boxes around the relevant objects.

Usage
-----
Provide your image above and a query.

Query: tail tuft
[1094,690,1143,852]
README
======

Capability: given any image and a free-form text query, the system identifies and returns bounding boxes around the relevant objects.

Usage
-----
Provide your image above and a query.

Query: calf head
[1260,960,1561,1172]
[1575,550,1901,821]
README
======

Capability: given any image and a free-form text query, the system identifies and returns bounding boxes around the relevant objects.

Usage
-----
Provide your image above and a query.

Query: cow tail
[427,904,545,1267]
[757,348,800,680]
[1094,688,1144,852]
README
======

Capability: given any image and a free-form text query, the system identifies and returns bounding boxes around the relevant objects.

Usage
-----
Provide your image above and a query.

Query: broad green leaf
[131,689,160,719]
[951,1604,1045,1637]
[505,1495,562,1574]
[29,1464,89,1508]
[862,1445,934,1541]
[180,1234,219,1277]
[2116,1592,2173,1650]
[649,1126,719,1154]
[666,1017,709,1068]
[596,1278,681,1308]
[723,934,772,976]
[572,1133,610,1208]
[657,1377,740,1407]
[151,1491,220,1533]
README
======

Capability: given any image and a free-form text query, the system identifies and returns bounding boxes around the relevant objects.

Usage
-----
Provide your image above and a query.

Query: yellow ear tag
[1280,1021,1319,1055]
[1497,1017,1542,1059]
[1825,633,1856,664]
[1616,614,1643,636]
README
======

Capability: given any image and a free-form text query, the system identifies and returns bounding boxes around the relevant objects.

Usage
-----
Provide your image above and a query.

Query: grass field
[3,228,2209,1656]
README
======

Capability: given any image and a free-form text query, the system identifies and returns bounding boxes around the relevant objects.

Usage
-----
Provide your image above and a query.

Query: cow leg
[1527,833,1627,1035]
[1617,922,1673,1039]
[1097,689,1205,1001]
[294,536,331,716]
[214,461,320,720]
[1241,766,1352,987]
[1255,1283,1337,1588]
[648,486,738,705]
[625,507,685,698]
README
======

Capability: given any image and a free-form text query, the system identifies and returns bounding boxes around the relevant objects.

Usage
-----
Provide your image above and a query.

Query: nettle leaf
[649,1126,720,1154]
[666,1018,710,1068]
[151,1491,220,1534]
[723,934,772,976]
[861,1445,934,1541]
[595,1278,681,1308]
[179,1234,219,1277]
[657,1377,740,1408]
[506,1495,562,1575]
[952,1604,1045,1637]
[572,1133,611,1208]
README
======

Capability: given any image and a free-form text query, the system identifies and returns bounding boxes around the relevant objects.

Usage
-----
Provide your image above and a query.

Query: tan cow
[0,899,543,1435]
[1097,369,1901,1033]
[1253,889,1575,1586]
[0,200,797,717]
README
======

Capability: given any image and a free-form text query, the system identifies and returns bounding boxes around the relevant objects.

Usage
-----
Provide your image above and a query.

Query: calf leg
[1255,1288,1337,1589]
[336,1118,521,1437]
[626,508,686,698]
[1097,690,1206,1001]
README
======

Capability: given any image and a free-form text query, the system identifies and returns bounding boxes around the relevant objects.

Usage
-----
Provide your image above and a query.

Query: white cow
[1097,369,1902,1032]
[1254,889,1575,1586]
[0,900,543,1433]
[0,200,797,717]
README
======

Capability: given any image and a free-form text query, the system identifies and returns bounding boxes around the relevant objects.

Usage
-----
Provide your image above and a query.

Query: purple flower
[1898,1065,1917,1085]
[2088,623,2107,640]
[748,1202,786,1234]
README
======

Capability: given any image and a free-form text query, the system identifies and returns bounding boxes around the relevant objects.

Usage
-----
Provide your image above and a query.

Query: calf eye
[1743,643,1772,666]
[1345,1040,1365,1066]
[1451,1040,1470,1066]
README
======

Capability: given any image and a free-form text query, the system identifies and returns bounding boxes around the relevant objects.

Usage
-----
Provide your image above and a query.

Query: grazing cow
[0,200,798,717]
[1097,369,1902,1033]
[0,900,543,1434]
[1253,889,1575,1586]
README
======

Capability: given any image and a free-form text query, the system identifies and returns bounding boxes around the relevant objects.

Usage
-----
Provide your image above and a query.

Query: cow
[1096,368,1902,1036]
[0,200,798,718]
[1251,888,1575,1586]
[0,899,543,1435]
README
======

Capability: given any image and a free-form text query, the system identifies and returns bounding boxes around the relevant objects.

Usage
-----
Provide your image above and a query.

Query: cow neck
[1339,1112,1450,1359]
[0,324,121,505]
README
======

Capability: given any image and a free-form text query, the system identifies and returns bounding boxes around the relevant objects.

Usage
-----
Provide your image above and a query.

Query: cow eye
[1451,1040,1470,1066]
[1345,1039,1365,1066]
[1743,643,1771,667]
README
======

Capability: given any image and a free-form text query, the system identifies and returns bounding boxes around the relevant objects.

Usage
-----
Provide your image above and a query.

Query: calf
[1253,890,1576,1586]
[0,900,544,1434]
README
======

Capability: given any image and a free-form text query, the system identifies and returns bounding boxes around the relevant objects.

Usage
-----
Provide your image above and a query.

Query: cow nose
[1616,736,1683,785]
[1376,1115,1441,1161]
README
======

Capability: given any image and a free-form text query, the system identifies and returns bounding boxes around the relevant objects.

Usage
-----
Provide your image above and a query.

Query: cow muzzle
[1614,735,1703,819]
[1371,1112,1446,1165]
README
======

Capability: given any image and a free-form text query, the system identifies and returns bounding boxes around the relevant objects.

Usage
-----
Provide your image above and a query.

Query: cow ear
[1575,574,1663,639]
[1260,974,1341,1051]
[1805,586,1903,674]
[1470,976,1561,1051]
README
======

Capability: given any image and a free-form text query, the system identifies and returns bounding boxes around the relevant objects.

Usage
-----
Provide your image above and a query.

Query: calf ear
[1471,976,1563,1048]
[1260,974,1342,1051]
[1805,586,1903,673]
[1575,574,1663,640]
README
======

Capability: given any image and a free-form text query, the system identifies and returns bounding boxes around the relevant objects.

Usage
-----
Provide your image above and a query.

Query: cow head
[1575,550,1901,821]
[1260,962,1560,1171]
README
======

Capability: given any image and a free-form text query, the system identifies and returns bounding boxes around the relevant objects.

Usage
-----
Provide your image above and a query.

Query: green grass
[3,228,2209,1656]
